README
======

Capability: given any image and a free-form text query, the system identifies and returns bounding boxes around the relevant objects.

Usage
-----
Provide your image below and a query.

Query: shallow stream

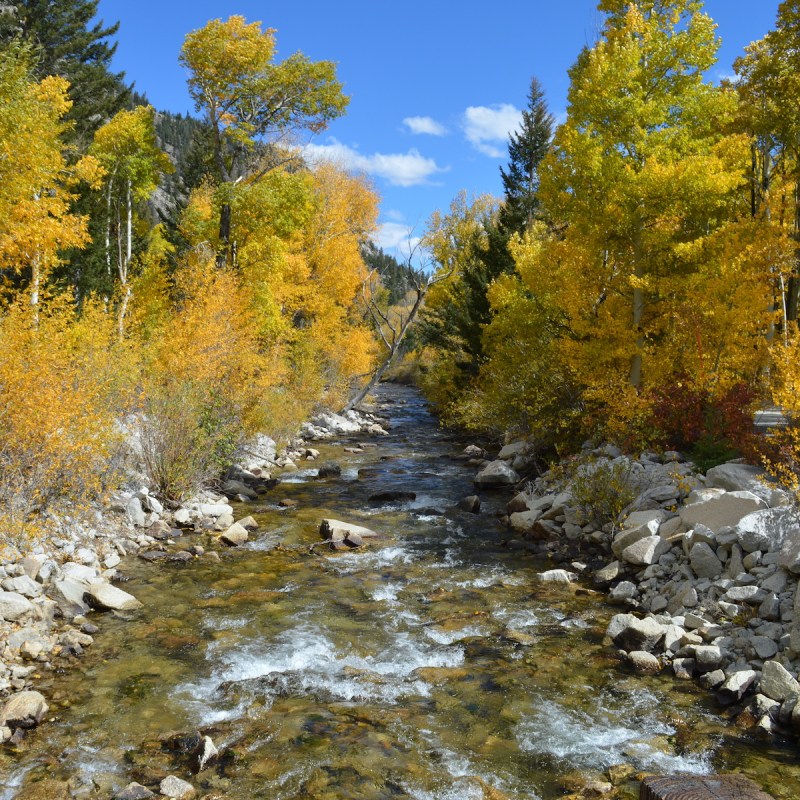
[1,386,798,799]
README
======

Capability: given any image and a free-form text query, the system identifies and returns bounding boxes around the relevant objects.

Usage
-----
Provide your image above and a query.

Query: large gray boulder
[218,522,249,546]
[621,535,670,566]
[0,591,34,621]
[759,660,800,702]
[679,491,767,534]
[474,460,520,488]
[733,508,800,554]
[705,462,791,507]
[607,613,666,652]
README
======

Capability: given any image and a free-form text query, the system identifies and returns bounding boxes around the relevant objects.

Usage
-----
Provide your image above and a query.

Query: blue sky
[98,0,781,259]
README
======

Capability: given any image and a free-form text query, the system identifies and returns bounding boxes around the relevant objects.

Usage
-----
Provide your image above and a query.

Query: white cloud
[303,138,446,187]
[373,222,421,258]
[462,103,523,157]
[403,116,448,136]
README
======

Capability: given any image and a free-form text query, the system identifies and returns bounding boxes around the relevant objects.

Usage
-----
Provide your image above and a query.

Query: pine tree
[0,0,128,143]
[499,76,554,235]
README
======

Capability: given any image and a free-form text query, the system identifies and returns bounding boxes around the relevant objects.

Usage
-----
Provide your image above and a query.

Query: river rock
[628,650,661,674]
[689,542,723,579]
[193,734,219,771]
[679,491,766,534]
[84,581,142,612]
[2,575,41,598]
[594,561,622,586]
[0,591,34,621]
[320,519,379,548]
[369,490,416,503]
[751,635,779,660]
[316,461,342,479]
[498,441,526,460]
[534,569,576,584]
[220,479,258,500]
[126,497,147,527]
[114,784,156,800]
[607,613,665,652]
[759,660,800,702]
[611,516,662,558]
[609,581,638,603]
[159,776,196,800]
[0,690,48,729]
[621,535,670,566]
[722,585,767,605]
[693,645,723,672]
[509,510,542,533]
[718,668,758,703]
[218,522,249,547]
[474,460,520,488]
[672,657,696,679]
[458,495,481,514]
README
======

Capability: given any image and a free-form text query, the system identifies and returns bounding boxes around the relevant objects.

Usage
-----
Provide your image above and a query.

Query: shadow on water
[1,385,798,799]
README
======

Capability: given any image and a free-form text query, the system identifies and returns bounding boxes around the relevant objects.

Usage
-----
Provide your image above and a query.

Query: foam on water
[175,623,464,723]
[370,581,404,603]
[516,694,713,774]
[326,545,416,572]
[424,624,487,645]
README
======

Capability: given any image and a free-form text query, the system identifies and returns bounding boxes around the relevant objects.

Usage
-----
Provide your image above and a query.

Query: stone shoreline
[475,439,800,740]
[0,405,389,752]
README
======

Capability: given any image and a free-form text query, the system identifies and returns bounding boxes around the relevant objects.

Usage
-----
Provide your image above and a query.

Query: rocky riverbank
[475,439,800,740]
[0,405,389,749]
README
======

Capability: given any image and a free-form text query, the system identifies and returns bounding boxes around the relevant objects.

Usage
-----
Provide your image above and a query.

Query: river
[1,385,798,799]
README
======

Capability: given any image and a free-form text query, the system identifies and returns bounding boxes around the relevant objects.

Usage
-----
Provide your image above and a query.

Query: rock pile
[480,442,800,738]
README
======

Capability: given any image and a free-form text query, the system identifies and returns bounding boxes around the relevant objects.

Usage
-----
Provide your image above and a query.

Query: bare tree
[344,242,451,411]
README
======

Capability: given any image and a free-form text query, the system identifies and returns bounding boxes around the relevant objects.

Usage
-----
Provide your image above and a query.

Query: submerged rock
[159,776,196,799]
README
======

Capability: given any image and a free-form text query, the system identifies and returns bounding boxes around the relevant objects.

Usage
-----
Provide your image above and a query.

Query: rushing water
[2,386,799,799]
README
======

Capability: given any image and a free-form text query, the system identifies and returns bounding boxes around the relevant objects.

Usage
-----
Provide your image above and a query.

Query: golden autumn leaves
[0,18,379,544]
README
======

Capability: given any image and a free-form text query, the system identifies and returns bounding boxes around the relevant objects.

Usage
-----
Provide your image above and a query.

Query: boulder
[718,669,758,703]
[218,522,249,547]
[607,613,666,652]
[705,462,790,506]
[1,575,41,598]
[220,479,258,500]
[498,441,526,460]
[534,569,576,584]
[594,561,622,586]
[193,735,219,772]
[125,496,147,527]
[679,491,767,535]
[457,495,481,514]
[508,510,542,533]
[692,645,723,673]
[316,461,342,479]
[621,536,670,566]
[735,508,800,554]
[84,581,142,612]
[0,591,34,621]
[236,516,259,531]
[611,517,662,558]
[628,650,661,675]
[159,776,196,800]
[320,519,379,549]
[474,460,520,488]
[0,690,48,729]
[51,578,91,617]
[689,542,723,579]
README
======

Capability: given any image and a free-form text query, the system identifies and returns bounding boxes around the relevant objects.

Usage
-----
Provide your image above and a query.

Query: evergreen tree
[0,0,128,143]
[499,76,554,234]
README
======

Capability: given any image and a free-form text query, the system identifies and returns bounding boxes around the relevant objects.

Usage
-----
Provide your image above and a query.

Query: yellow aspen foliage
[0,297,133,551]
[0,45,101,305]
